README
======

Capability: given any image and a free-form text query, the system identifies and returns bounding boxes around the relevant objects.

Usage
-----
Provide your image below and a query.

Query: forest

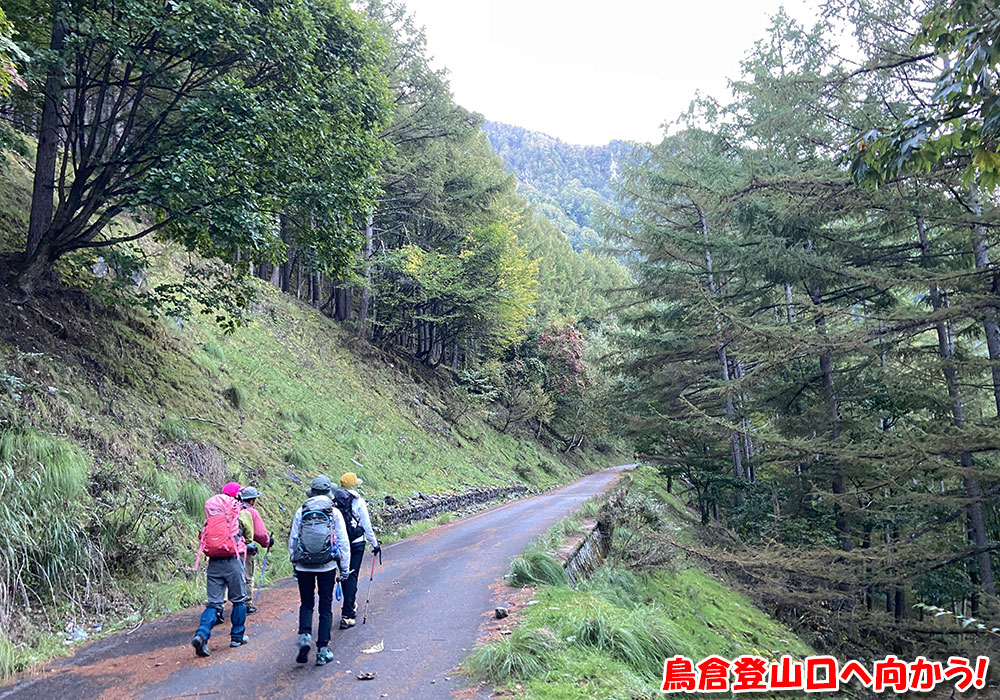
[2,0,1000,687]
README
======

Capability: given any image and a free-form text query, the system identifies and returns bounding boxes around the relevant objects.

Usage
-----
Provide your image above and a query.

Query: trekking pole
[362,550,379,624]
[255,547,270,606]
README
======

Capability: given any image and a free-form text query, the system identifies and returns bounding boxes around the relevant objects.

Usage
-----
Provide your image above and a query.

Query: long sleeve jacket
[288,500,350,574]
[346,490,379,548]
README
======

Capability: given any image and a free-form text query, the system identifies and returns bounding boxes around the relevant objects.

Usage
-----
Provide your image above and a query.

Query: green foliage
[468,473,814,698]
[568,607,679,678]
[283,448,311,471]
[0,7,27,99]
[161,416,189,442]
[0,429,102,628]
[7,0,391,300]
[202,343,225,362]
[223,384,248,411]
[0,632,18,681]
[508,549,569,588]
[851,1,1000,187]
[464,627,559,683]
[483,121,631,252]
[145,577,203,617]
[278,408,314,429]
[178,482,210,520]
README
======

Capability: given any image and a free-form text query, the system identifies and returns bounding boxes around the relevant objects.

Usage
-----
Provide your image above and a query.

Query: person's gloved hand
[372,544,381,558]
[267,535,275,548]
[246,542,258,554]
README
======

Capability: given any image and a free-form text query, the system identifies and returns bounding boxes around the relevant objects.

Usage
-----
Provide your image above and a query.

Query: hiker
[333,472,380,629]
[288,474,350,666]
[238,486,274,614]
[191,481,252,657]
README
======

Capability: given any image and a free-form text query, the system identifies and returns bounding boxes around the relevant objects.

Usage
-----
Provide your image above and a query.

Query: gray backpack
[294,496,336,565]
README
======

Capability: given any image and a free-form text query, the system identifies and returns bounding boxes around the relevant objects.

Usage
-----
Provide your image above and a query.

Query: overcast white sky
[399,0,823,145]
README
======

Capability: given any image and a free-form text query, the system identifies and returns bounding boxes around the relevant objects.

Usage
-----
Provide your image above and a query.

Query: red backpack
[194,494,240,569]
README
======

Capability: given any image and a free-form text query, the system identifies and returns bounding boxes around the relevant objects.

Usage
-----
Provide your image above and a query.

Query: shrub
[508,549,569,588]
[161,415,189,442]
[464,627,558,683]
[224,384,248,410]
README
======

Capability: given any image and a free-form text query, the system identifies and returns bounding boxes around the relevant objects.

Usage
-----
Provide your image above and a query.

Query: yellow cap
[340,472,361,488]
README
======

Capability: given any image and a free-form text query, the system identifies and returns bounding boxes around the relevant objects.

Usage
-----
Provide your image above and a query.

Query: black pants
[297,569,336,648]
[341,542,366,620]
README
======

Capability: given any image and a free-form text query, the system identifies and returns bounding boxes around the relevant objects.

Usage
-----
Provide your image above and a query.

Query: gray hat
[239,486,261,501]
[308,474,334,497]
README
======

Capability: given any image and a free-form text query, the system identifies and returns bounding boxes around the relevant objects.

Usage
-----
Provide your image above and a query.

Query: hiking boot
[315,647,334,666]
[230,635,249,647]
[246,603,257,615]
[296,633,311,664]
[191,635,209,658]
[339,617,356,629]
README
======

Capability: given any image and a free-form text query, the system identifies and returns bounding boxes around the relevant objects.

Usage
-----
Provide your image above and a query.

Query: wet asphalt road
[0,466,629,700]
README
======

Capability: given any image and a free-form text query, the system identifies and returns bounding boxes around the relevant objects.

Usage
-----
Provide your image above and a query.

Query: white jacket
[344,489,379,548]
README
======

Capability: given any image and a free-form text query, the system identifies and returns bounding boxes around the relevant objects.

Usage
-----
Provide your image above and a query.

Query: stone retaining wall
[376,484,533,529]
[564,521,612,585]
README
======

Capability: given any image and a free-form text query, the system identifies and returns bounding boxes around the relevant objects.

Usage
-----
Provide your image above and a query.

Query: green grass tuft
[464,627,559,683]
[278,408,314,429]
[145,576,204,616]
[567,606,680,678]
[0,632,21,680]
[436,512,453,525]
[202,342,225,361]
[223,384,248,410]
[178,481,210,519]
[508,549,569,588]
[0,428,101,630]
[283,447,311,470]
[160,415,189,442]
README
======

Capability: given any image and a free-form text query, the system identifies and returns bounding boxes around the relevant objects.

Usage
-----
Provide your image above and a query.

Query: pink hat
[222,481,242,498]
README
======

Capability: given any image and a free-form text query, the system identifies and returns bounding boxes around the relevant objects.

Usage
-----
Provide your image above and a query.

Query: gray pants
[206,556,246,609]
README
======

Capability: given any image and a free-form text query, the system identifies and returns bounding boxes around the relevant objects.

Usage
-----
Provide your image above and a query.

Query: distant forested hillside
[483,121,634,251]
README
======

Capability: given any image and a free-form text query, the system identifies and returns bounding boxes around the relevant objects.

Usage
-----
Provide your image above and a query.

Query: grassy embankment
[464,466,822,700]
[0,147,617,677]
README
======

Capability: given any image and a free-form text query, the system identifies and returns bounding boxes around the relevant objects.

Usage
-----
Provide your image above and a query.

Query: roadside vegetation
[464,467,814,699]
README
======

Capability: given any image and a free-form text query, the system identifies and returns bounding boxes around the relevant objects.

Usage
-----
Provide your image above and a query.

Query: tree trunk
[357,212,374,338]
[968,187,1000,418]
[918,216,996,597]
[696,202,745,503]
[808,282,851,552]
[23,18,67,288]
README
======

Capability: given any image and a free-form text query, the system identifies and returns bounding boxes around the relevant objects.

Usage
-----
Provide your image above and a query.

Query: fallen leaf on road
[361,640,384,654]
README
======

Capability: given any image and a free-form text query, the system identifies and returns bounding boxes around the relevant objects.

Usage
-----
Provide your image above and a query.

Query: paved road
[1,466,629,700]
